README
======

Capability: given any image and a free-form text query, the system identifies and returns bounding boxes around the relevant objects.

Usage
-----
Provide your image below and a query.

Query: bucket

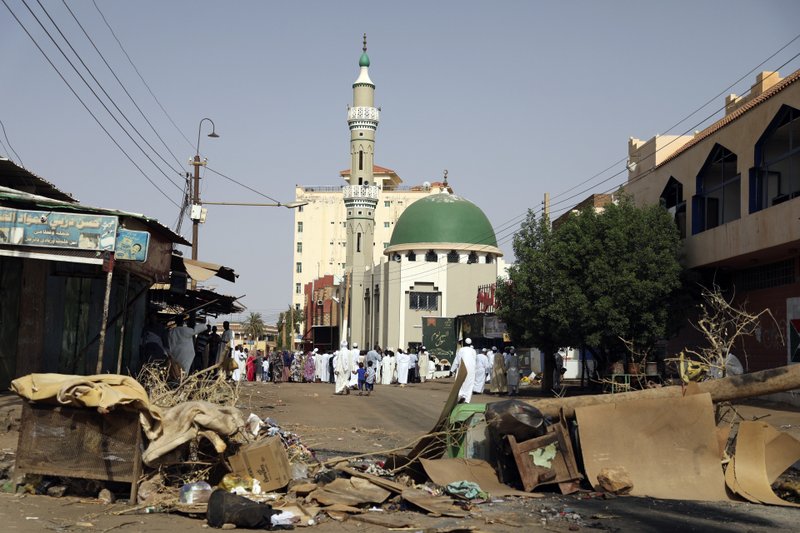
[645,362,659,376]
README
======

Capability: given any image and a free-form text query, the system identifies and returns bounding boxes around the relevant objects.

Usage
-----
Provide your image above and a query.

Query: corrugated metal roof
[0,157,77,203]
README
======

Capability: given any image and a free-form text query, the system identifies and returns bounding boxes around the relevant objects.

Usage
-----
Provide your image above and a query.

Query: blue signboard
[0,207,118,251]
[115,229,150,262]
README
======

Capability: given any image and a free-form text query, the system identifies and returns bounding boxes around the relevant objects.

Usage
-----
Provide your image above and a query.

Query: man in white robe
[418,347,430,383]
[381,352,394,385]
[451,338,477,403]
[395,349,410,386]
[167,316,207,375]
[347,342,361,389]
[473,348,490,395]
[334,341,354,394]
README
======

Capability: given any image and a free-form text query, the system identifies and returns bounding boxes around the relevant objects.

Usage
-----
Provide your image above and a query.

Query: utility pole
[190,118,219,288]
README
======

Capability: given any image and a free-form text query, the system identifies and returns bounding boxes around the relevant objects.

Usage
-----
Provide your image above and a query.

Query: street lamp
[191,118,220,265]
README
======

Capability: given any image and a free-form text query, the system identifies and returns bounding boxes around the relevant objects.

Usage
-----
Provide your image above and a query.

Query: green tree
[276,305,303,350]
[242,312,266,341]
[497,196,683,391]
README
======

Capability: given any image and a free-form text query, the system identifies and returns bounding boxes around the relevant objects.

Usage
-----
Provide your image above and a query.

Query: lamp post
[191,118,220,266]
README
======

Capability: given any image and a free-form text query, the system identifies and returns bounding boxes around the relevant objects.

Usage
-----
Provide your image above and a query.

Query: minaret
[343,34,379,347]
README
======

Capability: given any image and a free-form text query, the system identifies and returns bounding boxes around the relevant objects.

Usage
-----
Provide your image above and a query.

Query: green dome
[359,52,370,67]
[387,193,500,252]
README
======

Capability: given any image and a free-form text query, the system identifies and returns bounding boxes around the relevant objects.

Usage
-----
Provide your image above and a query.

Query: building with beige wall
[623,69,800,370]
[291,168,441,311]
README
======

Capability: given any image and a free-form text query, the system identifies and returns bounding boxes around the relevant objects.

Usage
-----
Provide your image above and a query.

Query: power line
[0,119,25,165]
[29,0,183,191]
[61,0,186,171]
[205,166,282,204]
[91,0,194,151]
[1,0,181,208]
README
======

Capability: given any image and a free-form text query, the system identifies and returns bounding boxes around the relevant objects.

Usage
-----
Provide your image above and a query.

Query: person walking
[334,340,354,394]
[490,346,508,395]
[451,338,477,403]
[505,346,521,395]
[167,315,207,376]
[365,360,376,396]
[473,348,490,395]
[261,351,270,382]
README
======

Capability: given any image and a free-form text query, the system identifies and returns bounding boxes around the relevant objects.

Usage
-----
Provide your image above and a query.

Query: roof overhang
[171,254,238,283]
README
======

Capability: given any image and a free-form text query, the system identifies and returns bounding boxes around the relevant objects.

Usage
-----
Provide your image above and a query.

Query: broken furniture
[506,419,581,493]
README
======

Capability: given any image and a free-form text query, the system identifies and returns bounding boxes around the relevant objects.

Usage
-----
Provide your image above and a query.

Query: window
[692,144,740,234]
[751,105,800,213]
[734,259,795,291]
[296,242,303,253]
[383,242,389,249]
[295,303,301,311]
[409,292,439,311]
[467,251,478,264]
[384,222,390,228]
[297,221,303,233]
[384,201,391,207]
[295,283,301,294]
[359,150,363,171]
[295,262,302,273]
[407,251,416,262]
[447,250,459,263]
[425,250,437,262]
[297,205,303,213]
[660,177,687,238]
[357,233,362,252]
[485,254,494,264]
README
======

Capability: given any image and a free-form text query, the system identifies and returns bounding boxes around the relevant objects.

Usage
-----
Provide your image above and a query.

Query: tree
[496,196,683,391]
[276,305,303,350]
[242,312,266,342]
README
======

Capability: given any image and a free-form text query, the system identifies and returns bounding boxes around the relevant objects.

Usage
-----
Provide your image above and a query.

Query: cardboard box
[229,436,291,492]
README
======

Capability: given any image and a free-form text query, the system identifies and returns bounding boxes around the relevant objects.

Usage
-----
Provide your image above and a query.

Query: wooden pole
[527,363,800,419]
[96,261,114,374]
[342,272,351,346]
[115,271,131,374]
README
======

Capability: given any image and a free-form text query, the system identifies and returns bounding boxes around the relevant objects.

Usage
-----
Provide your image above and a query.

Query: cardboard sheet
[728,421,800,507]
[420,457,541,497]
[575,392,731,501]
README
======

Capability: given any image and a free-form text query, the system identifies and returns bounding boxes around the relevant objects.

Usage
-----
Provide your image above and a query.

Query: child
[365,360,376,396]
[356,362,366,395]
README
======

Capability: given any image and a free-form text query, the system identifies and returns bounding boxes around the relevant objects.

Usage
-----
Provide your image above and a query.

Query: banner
[0,207,117,251]
[422,316,456,359]
[115,229,149,262]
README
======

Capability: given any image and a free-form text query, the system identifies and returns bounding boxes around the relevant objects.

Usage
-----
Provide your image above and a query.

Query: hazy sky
[1,1,799,324]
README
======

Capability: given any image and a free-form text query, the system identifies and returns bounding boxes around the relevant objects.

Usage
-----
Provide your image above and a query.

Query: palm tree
[242,311,266,342]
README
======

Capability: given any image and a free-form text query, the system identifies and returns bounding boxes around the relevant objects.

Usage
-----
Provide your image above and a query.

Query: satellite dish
[422,181,431,190]
[393,254,402,262]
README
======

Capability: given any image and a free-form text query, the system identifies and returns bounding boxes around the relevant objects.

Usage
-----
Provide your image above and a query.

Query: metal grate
[16,402,142,486]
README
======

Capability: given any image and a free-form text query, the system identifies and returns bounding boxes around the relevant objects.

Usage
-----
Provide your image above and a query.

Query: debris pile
[4,362,800,529]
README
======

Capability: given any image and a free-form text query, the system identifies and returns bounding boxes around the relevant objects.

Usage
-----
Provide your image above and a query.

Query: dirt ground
[2,378,800,532]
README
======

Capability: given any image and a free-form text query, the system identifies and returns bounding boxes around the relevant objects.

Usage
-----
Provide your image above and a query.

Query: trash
[220,473,258,494]
[531,442,557,468]
[246,413,263,437]
[505,418,582,493]
[485,400,548,443]
[291,462,308,480]
[309,477,390,506]
[228,436,292,493]
[180,481,213,504]
[269,510,296,527]
[419,458,538,497]
[46,485,67,498]
[444,480,487,500]
[725,421,800,507]
[596,467,633,495]
[98,488,115,503]
[206,489,279,529]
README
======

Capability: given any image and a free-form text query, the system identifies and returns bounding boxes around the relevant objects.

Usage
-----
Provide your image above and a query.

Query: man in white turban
[473,348,490,395]
[395,349,410,387]
[451,338,477,403]
[334,340,354,394]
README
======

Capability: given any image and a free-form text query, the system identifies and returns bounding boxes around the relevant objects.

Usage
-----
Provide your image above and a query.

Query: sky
[1,0,799,325]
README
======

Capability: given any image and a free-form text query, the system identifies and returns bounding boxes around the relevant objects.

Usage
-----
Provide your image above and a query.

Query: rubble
[5,362,800,529]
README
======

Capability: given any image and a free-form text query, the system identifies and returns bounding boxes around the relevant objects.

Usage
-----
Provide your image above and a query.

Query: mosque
[335,36,507,352]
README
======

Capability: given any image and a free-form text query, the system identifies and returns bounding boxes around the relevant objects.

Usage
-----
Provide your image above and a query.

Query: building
[292,168,443,311]
[623,69,800,370]
[299,38,505,351]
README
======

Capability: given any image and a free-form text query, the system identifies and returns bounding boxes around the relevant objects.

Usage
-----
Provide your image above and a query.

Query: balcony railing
[342,184,379,200]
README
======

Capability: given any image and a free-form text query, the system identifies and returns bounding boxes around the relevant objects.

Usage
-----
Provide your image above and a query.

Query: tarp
[11,373,150,414]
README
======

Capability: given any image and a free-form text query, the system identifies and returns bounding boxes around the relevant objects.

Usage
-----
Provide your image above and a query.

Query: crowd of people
[141,315,523,404]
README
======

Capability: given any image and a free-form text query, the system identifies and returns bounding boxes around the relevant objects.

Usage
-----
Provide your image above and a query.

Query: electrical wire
[91,0,194,151]
[61,0,186,171]
[205,166,282,204]
[0,119,25,166]
[1,0,181,208]
[29,0,183,191]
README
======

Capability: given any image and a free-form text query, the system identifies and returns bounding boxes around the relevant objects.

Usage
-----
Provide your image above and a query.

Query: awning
[171,254,238,283]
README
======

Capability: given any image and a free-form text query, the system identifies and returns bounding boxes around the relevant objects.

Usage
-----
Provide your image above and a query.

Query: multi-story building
[624,69,800,370]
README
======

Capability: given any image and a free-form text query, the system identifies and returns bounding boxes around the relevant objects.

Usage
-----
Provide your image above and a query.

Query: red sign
[476,283,496,313]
